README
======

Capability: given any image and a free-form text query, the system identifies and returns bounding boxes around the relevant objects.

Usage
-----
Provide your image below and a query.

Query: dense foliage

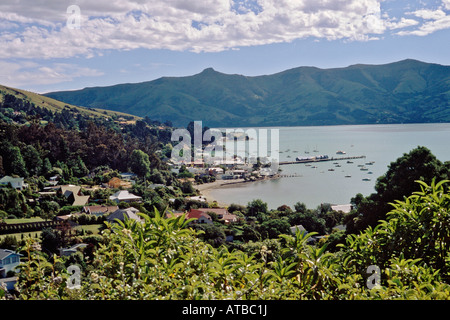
[7,179,450,300]
[346,146,450,233]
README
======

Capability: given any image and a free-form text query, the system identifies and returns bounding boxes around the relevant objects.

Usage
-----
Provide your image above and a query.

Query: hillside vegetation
[45,59,450,127]
[0,84,140,123]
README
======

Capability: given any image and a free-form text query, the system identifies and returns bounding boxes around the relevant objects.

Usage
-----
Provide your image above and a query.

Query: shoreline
[195,176,279,207]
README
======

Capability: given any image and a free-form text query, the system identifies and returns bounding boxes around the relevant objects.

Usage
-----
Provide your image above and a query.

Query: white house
[331,204,353,213]
[0,176,27,190]
[0,249,22,278]
[109,190,142,203]
[186,195,207,202]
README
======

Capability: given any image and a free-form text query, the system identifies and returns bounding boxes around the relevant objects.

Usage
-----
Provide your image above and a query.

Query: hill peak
[44,60,450,127]
[200,67,219,74]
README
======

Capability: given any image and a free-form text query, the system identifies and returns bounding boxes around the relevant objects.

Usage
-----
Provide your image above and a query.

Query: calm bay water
[207,123,450,210]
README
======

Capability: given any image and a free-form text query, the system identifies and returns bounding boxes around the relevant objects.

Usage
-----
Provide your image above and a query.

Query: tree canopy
[346,146,450,233]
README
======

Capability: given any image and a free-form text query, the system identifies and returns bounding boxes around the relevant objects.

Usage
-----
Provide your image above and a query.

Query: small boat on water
[335,164,341,167]
[362,178,371,181]
[357,164,364,167]
[365,161,375,165]
[368,172,373,174]
[336,151,346,155]
[328,168,335,171]
[360,167,369,171]
[347,161,354,164]
[311,166,318,169]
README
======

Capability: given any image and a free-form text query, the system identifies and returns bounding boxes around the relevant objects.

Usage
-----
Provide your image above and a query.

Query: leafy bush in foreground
[7,180,450,300]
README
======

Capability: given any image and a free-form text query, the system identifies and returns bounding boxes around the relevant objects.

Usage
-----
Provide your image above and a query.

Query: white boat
[336,151,346,155]
[360,167,369,171]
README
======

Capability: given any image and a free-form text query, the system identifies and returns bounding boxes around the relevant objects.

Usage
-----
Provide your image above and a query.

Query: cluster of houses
[169,156,278,181]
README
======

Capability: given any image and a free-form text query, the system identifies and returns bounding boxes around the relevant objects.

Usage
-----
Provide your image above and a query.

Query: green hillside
[0,84,141,123]
[45,59,450,127]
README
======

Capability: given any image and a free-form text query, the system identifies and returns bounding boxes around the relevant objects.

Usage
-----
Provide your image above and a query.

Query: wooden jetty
[279,155,366,166]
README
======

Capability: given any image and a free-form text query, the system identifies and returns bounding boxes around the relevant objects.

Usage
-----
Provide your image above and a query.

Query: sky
[0,0,450,93]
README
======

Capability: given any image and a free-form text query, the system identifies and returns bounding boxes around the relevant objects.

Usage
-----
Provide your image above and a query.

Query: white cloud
[0,60,104,88]
[395,1,450,37]
[0,0,448,59]
[443,0,450,10]
[411,9,446,20]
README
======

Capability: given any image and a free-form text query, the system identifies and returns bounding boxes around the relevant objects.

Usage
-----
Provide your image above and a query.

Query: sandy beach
[195,179,254,207]
[195,177,278,207]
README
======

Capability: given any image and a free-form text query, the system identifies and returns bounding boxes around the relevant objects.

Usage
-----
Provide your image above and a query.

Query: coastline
[195,176,279,207]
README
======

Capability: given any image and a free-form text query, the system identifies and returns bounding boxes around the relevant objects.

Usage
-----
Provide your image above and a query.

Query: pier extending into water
[279,155,366,166]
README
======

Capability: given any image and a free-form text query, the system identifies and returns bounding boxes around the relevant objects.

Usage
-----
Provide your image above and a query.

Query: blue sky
[0,0,450,93]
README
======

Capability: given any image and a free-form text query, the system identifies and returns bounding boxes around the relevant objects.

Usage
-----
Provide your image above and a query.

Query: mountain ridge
[44,59,450,127]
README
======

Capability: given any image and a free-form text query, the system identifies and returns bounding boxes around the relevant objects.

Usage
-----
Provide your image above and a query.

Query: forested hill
[0,84,140,124]
[45,59,450,127]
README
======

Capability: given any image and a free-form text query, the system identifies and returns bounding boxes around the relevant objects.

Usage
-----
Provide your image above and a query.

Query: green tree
[347,146,449,233]
[5,145,28,177]
[40,228,59,254]
[180,181,195,194]
[247,199,268,217]
[294,202,307,213]
[21,144,43,177]
[193,223,226,247]
[129,149,151,177]
[149,169,166,184]
[69,155,89,178]
[41,157,53,176]
[241,224,261,242]
[259,219,291,239]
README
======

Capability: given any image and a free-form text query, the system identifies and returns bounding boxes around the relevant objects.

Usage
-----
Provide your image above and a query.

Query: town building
[0,249,22,278]
[0,176,27,190]
[109,190,142,203]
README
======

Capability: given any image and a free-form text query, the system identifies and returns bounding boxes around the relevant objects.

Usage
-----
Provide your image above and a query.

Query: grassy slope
[0,84,141,122]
